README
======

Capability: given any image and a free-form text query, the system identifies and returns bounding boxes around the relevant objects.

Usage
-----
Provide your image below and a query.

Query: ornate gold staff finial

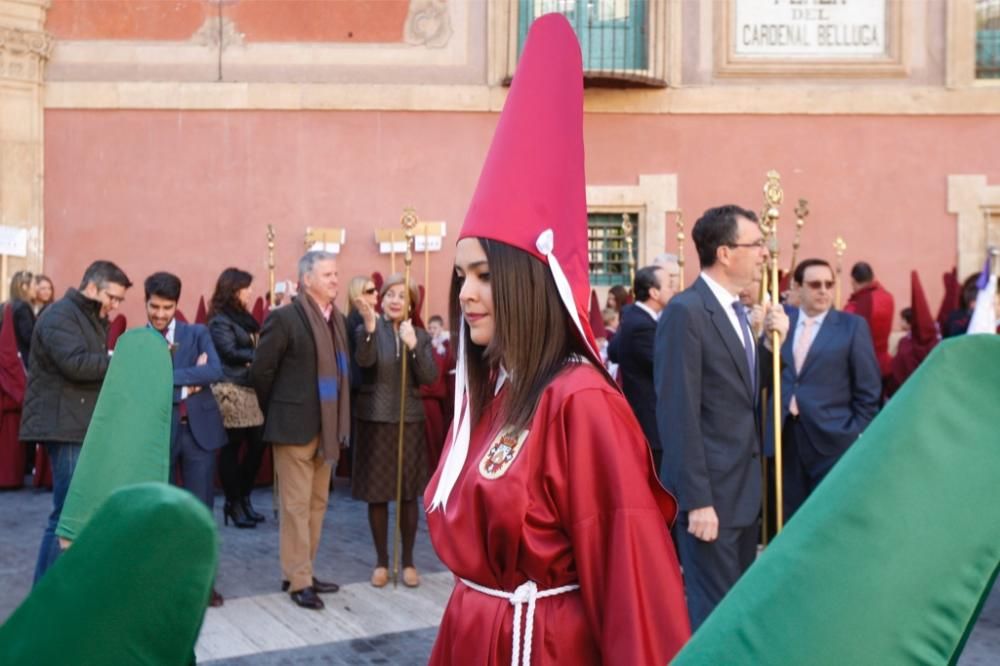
[790,198,809,275]
[392,207,419,589]
[675,210,685,288]
[833,236,848,309]
[267,224,276,308]
[622,213,636,293]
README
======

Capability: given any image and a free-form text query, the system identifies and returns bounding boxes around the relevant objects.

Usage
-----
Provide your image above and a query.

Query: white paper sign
[0,226,28,257]
[309,241,341,255]
[414,235,443,252]
[379,241,410,255]
[734,0,887,58]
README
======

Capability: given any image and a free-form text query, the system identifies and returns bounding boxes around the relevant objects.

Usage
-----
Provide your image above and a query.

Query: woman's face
[35,279,53,303]
[237,285,253,309]
[362,281,378,307]
[382,284,408,323]
[455,238,495,346]
[606,292,617,309]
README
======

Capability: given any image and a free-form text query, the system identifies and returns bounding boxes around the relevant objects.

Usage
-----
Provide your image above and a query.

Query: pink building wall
[44,110,1000,327]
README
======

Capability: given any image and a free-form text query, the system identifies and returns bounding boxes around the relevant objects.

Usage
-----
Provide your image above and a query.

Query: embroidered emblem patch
[479,429,530,479]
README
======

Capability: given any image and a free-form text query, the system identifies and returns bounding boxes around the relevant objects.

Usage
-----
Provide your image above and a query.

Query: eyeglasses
[728,239,767,249]
[103,292,126,305]
[363,288,377,295]
[804,280,835,290]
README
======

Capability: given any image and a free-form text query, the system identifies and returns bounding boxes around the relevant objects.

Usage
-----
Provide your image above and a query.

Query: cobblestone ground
[2,478,999,664]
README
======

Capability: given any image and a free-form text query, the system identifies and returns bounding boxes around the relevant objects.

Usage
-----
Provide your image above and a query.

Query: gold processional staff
[833,236,848,310]
[392,208,419,588]
[761,171,787,534]
[675,210,685,288]
[621,213,636,292]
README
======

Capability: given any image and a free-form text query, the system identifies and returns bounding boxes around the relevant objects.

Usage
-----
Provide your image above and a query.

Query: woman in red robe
[424,14,689,665]
[0,302,26,488]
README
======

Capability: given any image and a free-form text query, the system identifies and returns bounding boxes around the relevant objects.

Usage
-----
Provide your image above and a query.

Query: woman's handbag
[210,383,264,429]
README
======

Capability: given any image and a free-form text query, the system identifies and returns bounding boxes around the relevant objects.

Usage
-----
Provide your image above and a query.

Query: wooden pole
[392,209,418,588]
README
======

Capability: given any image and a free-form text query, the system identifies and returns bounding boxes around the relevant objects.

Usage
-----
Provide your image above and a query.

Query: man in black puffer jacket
[22,260,132,584]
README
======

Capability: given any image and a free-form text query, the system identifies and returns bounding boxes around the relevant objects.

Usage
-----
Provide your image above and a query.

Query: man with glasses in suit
[769,258,881,520]
[655,205,789,629]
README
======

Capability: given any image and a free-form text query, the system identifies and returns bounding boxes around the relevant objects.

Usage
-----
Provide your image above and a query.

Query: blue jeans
[33,441,82,585]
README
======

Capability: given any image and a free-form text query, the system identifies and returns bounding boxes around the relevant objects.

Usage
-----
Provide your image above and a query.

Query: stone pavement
[2,478,999,664]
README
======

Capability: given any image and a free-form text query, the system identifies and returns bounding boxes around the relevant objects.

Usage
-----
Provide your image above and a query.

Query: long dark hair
[450,239,591,433]
[209,267,253,319]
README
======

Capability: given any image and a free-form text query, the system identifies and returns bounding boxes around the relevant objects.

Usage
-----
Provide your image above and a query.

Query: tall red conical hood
[911,270,937,347]
[432,14,602,512]
[195,296,208,325]
[936,267,959,331]
[251,297,265,325]
[459,13,601,364]
[889,271,939,396]
[589,289,608,340]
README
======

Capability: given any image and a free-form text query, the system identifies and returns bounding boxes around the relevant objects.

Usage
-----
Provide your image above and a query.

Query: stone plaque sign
[734,0,887,58]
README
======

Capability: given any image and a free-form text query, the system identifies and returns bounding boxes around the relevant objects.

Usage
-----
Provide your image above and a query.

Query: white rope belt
[459,577,580,666]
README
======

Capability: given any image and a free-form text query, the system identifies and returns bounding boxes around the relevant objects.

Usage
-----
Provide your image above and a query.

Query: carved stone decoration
[404,0,452,48]
[0,27,53,82]
[192,16,244,49]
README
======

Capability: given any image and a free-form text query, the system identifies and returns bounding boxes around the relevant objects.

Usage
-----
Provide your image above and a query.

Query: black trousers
[784,416,841,522]
[218,425,266,502]
[674,520,758,631]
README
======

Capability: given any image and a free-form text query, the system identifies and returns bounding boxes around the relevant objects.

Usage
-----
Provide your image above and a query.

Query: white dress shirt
[700,271,754,363]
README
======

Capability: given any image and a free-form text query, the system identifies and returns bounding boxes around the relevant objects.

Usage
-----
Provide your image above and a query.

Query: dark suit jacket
[169,321,226,452]
[251,297,347,446]
[608,302,660,451]
[354,317,437,424]
[654,277,762,528]
[765,308,882,460]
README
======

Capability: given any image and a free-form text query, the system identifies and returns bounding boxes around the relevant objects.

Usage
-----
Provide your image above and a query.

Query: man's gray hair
[298,251,337,282]
[652,253,680,268]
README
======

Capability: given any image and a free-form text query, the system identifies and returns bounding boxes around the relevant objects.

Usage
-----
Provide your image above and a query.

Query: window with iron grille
[518,0,649,75]
[977,0,1000,79]
[588,212,638,287]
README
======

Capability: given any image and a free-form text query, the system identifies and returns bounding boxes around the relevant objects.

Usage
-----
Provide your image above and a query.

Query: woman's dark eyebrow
[456,261,489,272]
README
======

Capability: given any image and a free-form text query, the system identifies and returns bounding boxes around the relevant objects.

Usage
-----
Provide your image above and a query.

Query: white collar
[700,271,741,310]
[634,301,660,322]
[799,309,830,327]
[148,318,177,343]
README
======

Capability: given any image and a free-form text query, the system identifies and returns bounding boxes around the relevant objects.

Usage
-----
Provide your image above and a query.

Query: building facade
[0,0,998,325]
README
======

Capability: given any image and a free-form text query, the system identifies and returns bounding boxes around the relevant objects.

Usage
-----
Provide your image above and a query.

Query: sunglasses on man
[804,280,835,290]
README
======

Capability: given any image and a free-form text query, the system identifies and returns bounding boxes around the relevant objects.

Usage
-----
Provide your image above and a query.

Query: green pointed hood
[56,327,173,541]
[0,483,217,665]
[674,335,1000,665]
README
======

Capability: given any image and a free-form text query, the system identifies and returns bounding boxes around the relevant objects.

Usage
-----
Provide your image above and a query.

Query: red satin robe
[844,282,895,377]
[425,363,690,665]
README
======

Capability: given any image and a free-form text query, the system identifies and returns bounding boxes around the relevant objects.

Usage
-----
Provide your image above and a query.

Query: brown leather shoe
[208,588,224,607]
[290,586,324,610]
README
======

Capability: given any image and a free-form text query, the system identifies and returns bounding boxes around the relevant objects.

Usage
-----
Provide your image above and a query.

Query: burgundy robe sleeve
[556,388,690,663]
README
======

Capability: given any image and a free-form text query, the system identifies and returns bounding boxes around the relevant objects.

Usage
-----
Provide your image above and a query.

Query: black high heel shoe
[242,496,265,523]
[223,500,256,528]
